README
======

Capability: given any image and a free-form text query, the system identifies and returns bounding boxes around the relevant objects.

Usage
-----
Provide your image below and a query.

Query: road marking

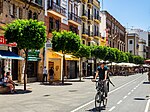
[117,100,122,105]
[109,106,116,111]
[144,99,150,112]
[123,96,127,99]
[70,75,143,112]
[134,87,136,90]
[128,92,131,95]
[131,89,134,92]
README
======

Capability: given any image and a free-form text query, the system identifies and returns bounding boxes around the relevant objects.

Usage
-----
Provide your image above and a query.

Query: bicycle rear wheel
[95,92,102,111]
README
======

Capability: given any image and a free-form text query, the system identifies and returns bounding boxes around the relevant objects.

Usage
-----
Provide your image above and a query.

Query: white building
[128,29,148,46]
[127,33,139,56]
[138,38,146,58]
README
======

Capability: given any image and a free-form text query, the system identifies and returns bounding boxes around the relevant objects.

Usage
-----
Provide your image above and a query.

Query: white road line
[117,100,122,105]
[131,89,134,92]
[109,106,116,112]
[123,96,127,99]
[134,87,137,90]
[128,92,131,95]
[70,75,143,112]
[144,99,150,112]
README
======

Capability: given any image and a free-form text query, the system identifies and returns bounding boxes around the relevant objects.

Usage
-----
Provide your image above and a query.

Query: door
[48,61,54,73]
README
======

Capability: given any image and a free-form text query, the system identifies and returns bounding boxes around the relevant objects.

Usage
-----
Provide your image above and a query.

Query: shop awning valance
[0,50,24,60]
[54,52,79,61]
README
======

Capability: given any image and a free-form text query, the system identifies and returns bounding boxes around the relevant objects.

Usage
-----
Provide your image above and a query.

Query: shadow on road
[0,89,32,95]
[134,97,146,101]
[143,82,150,84]
[40,82,72,86]
[86,106,106,112]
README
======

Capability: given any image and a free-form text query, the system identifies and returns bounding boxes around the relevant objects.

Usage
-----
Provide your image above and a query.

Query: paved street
[0,73,149,112]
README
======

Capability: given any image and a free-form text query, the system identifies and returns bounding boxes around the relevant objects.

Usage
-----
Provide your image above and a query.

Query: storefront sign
[0,36,6,44]
[28,50,41,61]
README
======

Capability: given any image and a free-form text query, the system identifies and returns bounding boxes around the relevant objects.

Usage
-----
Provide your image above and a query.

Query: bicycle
[94,80,107,111]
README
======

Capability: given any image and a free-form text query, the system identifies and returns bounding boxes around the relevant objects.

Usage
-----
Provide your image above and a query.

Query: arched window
[28,10,32,19]
[33,12,38,20]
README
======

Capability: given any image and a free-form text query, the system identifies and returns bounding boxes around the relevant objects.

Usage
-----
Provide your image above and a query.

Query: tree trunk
[79,58,82,81]
[24,50,28,90]
[62,53,65,84]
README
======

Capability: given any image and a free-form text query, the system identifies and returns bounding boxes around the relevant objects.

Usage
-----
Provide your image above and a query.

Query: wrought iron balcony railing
[68,12,82,24]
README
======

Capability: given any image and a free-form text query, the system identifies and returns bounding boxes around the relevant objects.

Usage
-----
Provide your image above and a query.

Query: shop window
[28,10,32,19]
[33,12,38,20]
[0,0,3,14]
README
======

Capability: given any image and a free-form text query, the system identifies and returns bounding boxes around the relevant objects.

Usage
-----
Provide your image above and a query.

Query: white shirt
[43,68,47,75]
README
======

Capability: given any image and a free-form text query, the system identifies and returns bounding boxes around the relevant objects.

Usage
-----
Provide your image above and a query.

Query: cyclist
[94,61,108,99]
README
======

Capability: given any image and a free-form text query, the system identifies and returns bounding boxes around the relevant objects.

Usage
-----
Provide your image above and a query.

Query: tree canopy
[52,30,81,54]
[4,19,46,50]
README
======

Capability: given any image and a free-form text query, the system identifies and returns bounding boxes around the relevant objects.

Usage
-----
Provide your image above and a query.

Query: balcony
[87,14,93,24]
[68,12,82,26]
[94,15,101,23]
[70,26,79,35]
[81,10,88,21]
[81,0,88,3]
[94,31,100,39]
[88,31,94,40]
[47,2,66,17]
[87,0,93,8]
[82,29,88,38]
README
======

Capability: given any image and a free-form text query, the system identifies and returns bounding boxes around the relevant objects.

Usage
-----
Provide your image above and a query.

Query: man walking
[43,66,48,83]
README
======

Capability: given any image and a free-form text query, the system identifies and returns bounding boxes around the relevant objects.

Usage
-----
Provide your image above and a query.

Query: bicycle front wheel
[95,92,102,110]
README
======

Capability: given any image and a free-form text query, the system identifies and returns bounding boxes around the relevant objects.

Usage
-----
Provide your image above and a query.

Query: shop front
[46,49,79,81]
[27,50,41,82]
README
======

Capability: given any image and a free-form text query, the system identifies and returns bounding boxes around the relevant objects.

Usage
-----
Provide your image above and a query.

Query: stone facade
[0,0,45,82]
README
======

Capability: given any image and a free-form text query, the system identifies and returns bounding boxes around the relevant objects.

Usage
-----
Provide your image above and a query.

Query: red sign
[8,42,17,47]
[0,36,6,44]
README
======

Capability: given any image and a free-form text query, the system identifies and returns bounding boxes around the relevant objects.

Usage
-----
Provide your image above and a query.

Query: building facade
[0,0,45,82]
[138,38,146,58]
[100,11,126,52]
[127,33,139,56]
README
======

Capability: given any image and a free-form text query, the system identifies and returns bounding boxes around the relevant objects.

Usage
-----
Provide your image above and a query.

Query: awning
[0,50,24,60]
[54,52,79,61]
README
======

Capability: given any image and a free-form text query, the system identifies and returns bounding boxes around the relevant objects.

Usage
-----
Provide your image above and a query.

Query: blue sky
[101,0,150,31]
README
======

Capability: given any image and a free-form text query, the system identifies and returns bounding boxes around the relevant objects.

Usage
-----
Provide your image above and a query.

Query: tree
[125,52,134,63]
[133,56,144,64]
[104,47,116,62]
[52,31,80,84]
[73,44,91,81]
[4,19,46,90]
[91,46,108,60]
[119,52,129,62]
[113,48,121,62]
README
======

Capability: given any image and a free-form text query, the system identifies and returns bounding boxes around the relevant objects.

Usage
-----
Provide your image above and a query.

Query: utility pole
[102,0,104,10]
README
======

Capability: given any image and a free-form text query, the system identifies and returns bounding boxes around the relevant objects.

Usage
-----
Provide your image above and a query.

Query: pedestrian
[49,67,54,82]
[43,66,48,83]
[83,67,86,78]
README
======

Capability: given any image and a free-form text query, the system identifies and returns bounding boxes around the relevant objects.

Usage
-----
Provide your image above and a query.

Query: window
[35,0,42,6]
[28,10,32,19]
[94,8,96,18]
[55,20,60,31]
[82,40,85,44]
[71,4,73,12]
[75,6,78,15]
[13,4,16,17]
[0,0,3,14]
[49,17,53,32]
[88,42,90,46]
[129,40,133,44]
[16,7,19,18]
[56,0,60,6]
[19,7,23,19]
[129,50,132,54]
[33,12,38,20]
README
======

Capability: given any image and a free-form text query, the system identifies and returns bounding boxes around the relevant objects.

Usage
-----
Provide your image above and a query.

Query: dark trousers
[43,74,47,82]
